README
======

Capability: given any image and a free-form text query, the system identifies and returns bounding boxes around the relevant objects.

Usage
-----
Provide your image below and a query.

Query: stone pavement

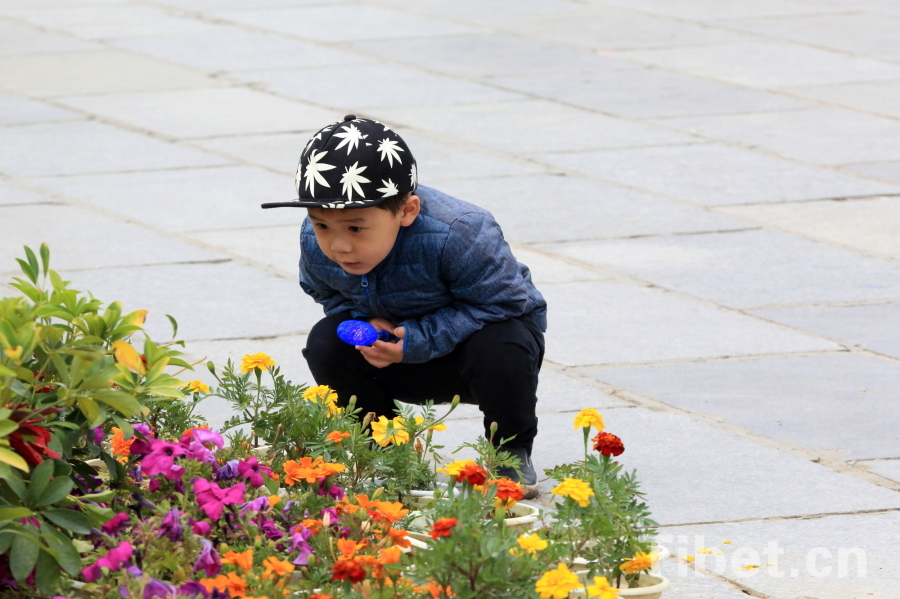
[1,0,899,596]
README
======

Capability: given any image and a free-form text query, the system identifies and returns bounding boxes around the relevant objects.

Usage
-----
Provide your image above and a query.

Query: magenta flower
[82,541,133,582]
[237,457,271,488]
[260,519,283,541]
[192,520,211,537]
[240,496,269,514]
[100,512,130,536]
[180,428,223,450]
[193,539,221,577]
[91,427,104,444]
[158,509,184,542]
[290,527,314,566]
[184,441,217,467]
[142,440,188,480]
[192,479,245,521]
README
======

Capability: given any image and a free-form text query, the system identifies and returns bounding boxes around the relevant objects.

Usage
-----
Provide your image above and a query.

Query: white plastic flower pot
[571,574,670,599]
[503,502,540,532]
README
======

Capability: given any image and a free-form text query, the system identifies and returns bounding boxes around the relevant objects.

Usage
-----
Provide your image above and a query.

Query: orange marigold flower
[326,430,351,443]
[221,548,253,572]
[592,431,625,457]
[262,556,295,579]
[621,552,657,574]
[309,595,333,599]
[331,559,367,583]
[458,461,488,486]
[200,572,248,597]
[369,501,409,524]
[379,546,402,565]
[420,581,455,598]
[110,427,134,463]
[295,519,323,535]
[488,478,524,508]
[267,495,281,508]
[385,527,411,548]
[336,538,367,559]
[282,456,346,486]
[430,517,458,540]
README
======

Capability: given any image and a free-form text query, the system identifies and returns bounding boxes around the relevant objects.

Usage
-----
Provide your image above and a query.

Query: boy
[262,115,547,497]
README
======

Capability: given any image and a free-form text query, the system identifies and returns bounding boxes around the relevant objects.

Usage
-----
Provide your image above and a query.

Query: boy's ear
[399,194,420,226]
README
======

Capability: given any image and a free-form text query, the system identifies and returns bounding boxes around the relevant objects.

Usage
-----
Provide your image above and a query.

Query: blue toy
[337,320,397,346]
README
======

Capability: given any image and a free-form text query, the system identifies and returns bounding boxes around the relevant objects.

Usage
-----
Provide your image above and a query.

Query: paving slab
[751,301,900,361]
[717,196,900,259]
[586,353,900,461]
[594,0,842,20]
[545,230,900,309]
[232,63,526,110]
[0,180,57,206]
[216,5,479,41]
[0,121,228,177]
[187,225,301,279]
[0,204,220,274]
[61,260,322,342]
[0,92,82,126]
[32,165,299,232]
[496,5,750,51]
[660,511,900,599]
[660,107,900,166]
[435,174,748,243]
[654,558,762,599]
[720,13,900,63]
[186,132,313,176]
[0,50,221,97]
[506,246,612,285]
[59,87,338,139]
[392,129,546,182]
[537,144,899,205]
[0,19,101,56]
[841,161,900,185]
[537,281,836,366]
[859,460,900,484]
[111,26,365,73]
[802,0,900,15]
[491,67,809,119]
[506,408,900,523]
[376,100,697,155]
[784,79,900,120]
[5,5,218,39]
[620,41,900,88]
[372,0,593,28]
[149,0,325,9]
[351,32,633,79]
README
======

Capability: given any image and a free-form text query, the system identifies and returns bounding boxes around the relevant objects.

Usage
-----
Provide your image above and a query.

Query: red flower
[457,462,487,486]
[490,478,524,506]
[6,405,62,466]
[592,432,624,457]
[331,559,367,583]
[430,517,458,540]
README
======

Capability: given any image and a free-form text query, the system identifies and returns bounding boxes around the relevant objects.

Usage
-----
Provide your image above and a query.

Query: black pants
[303,313,544,453]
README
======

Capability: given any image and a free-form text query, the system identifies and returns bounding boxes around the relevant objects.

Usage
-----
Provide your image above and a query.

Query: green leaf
[76,397,100,425]
[0,506,32,520]
[0,419,19,438]
[110,414,133,439]
[24,245,40,283]
[91,388,142,417]
[35,548,61,595]
[0,447,29,473]
[0,531,11,553]
[42,509,91,535]
[2,466,27,498]
[39,243,50,277]
[10,533,39,582]
[26,459,54,504]
[0,363,16,377]
[15,258,36,284]
[41,521,82,575]
[77,489,115,503]
[34,477,74,507]
[165,314,178,338]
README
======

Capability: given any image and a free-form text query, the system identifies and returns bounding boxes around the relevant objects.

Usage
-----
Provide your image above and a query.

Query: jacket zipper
[361,274,370,302]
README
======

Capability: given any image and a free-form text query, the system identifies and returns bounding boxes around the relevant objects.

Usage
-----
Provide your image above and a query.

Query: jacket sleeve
[399,212,528,363]
[299,257,359,316]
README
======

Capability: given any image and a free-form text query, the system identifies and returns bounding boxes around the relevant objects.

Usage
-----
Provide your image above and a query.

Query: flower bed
[0,246,661,599]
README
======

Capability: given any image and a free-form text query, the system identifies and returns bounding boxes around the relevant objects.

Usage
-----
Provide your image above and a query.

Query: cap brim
[261,197,387,209]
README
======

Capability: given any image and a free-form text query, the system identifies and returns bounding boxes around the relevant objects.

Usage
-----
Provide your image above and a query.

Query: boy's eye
[348,226,362,233]
[315,223,328,230]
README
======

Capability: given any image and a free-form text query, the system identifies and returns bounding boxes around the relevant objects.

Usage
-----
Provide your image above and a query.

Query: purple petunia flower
[240,496,269,514]
[290,528,314,566]
[91,427,104,444]
[144,579,177,599]
[101,513,131,536]
[184,441,217,467]
[178,581,209,599]
[193,539,220,577]
[192,479,245,521]
[259,518,283,541]
[237,457,271,489]
[216,460,240,481]
[141,440,188,480]
[82,542,133,582]
[157,509,183,542]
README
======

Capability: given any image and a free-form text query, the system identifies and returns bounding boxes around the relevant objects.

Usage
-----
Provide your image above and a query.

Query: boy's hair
[376,192,412,215]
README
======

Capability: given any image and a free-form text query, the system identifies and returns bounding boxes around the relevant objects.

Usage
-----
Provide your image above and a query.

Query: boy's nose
[331,238,352,253]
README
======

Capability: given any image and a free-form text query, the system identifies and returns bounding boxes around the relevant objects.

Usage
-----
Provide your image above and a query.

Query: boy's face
[307,196,420,275]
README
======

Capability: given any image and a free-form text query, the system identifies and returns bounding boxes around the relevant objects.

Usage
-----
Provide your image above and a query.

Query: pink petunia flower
[237,457,271,488]
[141,440,188,480]
[192,479,245,521]
[82,541,133,582]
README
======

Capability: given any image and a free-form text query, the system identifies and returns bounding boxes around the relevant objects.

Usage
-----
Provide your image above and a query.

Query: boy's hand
[357,321,404,368]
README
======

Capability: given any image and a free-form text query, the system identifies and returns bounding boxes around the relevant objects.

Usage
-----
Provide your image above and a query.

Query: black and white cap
[261,115,417,209]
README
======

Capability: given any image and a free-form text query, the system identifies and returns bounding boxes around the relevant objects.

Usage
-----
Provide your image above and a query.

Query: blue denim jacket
[299,186,547,363]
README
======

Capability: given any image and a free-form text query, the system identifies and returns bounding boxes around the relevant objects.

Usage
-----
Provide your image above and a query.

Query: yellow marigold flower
[621,552,657,574]
[184,379,210,393]
[221,548,253,571]
[586,576,619,599]
[303,385,340,414]
[261,555,295,579]
[370,415,410,446]
[573,408,605,431]
[436,460,469,477]
[551,478,595,507]
[413,416,447,431]
[515,533,548,556]
[535,563,581,599]
[240,352,275,373]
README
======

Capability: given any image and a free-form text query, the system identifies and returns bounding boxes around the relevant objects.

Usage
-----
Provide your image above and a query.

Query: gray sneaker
[497,446,539,499]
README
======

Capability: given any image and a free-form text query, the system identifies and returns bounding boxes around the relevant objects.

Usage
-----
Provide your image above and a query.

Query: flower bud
[451,394,460,409]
